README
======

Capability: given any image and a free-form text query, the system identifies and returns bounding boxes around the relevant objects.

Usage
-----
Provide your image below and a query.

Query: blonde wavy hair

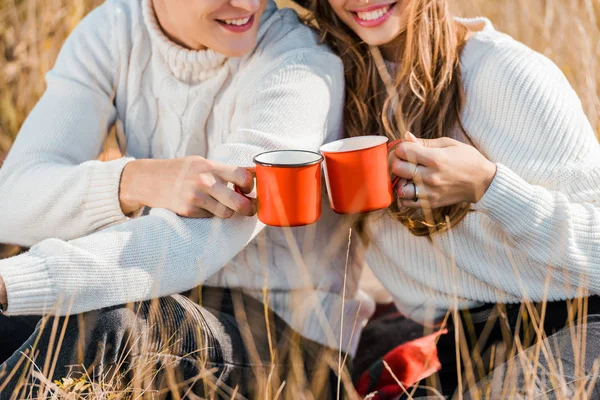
[308,0,471,237]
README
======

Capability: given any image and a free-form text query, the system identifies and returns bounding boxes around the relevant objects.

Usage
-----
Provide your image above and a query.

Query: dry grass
[0,0,599,399]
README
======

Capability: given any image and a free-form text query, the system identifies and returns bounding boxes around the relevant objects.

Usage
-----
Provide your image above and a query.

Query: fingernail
[406,132,418,142]
[396,185,405,197]
[396,179,407,197]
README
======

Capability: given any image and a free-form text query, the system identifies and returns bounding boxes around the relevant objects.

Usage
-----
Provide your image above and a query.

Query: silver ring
[412,182,419,202]
[412,165,420,180]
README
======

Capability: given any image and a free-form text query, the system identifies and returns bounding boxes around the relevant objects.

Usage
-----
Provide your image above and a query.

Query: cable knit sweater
[366,18,600,323]
[0,0,372,354]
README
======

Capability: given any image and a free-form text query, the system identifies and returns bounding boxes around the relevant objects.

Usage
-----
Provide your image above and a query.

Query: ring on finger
[412,165,420,180]
[412,182,419,202]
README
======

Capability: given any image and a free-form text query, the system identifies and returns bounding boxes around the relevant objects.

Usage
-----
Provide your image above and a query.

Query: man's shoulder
[97,0,144,29]
[251,7,341,69]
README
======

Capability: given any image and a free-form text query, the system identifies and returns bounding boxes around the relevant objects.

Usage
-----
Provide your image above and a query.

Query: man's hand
[119,157,256,218]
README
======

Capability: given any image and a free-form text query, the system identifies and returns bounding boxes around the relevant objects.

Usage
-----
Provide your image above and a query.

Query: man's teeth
[356,5,390,21]
[223,17,251,26]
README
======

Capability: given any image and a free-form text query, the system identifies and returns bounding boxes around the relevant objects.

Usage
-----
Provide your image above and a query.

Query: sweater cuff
[0,253,56,315]
[472,163,536,230]
[85,157,135,231]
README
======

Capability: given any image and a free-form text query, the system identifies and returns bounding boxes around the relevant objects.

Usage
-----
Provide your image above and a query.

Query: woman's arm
[0,4,132,247]
[0,50,345,316]
[394,46,600,289]
[469,51,600,287]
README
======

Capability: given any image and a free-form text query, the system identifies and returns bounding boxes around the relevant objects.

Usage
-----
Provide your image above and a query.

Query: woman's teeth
[222,17,251,26]
[356,5,391,21]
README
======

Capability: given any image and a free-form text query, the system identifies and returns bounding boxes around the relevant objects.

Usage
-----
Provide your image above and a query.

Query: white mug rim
[319,135,388,154]
[253,150,323,168]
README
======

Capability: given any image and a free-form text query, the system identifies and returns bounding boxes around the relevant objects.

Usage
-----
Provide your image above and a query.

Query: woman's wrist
[0,274,8,311]
[474,159,498,203]
[119,159,155,215]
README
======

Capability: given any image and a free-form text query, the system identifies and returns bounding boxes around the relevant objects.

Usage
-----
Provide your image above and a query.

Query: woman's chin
[355,31,399,47]
[345,23,401,48]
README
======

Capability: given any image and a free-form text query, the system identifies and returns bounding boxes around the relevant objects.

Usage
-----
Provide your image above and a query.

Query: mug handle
[387,139,403,189]
[234,167,257,200]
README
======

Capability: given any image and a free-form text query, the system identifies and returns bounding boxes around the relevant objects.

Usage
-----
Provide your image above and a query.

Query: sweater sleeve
[0,51,345,316]
[470,45,600,288]
[0,3,134,247]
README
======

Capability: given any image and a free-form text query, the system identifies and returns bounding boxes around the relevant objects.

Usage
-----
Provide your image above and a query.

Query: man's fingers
[184,209,215,219]
[191,193,235,219]
[206,181,255,217]
[211,162,255,192]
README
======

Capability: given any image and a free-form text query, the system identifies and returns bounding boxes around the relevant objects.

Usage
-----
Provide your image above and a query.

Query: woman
[0,0,372,397]
[307,0,600,396]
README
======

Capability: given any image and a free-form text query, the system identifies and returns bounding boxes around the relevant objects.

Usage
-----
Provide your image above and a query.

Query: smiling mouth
[216,15,255,32]
[219,16,252,26]
[350,2,397,26]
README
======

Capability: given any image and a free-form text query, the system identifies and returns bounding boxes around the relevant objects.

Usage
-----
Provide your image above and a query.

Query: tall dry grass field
[0,0,599,399]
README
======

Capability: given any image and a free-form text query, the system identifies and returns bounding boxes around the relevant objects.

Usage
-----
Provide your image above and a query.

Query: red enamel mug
[320,136,402,214]
[236,150,324,227]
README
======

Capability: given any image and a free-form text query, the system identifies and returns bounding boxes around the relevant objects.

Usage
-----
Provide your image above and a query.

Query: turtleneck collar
[142,0,279,84]
[142,0,227,83]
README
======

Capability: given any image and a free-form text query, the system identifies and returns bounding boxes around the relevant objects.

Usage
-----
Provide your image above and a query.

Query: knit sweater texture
[0,0,372,354]
[366,18,600,322]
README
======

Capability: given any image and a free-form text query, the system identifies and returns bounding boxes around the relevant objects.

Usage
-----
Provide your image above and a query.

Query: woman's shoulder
[459,17,571,94]
[457,18,596,166]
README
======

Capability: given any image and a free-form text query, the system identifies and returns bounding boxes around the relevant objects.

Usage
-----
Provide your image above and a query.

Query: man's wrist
[119,159,149,215]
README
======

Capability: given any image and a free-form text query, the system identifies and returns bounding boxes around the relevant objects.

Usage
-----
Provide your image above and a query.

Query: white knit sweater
[0,0,372,353]
[366,18,600,323]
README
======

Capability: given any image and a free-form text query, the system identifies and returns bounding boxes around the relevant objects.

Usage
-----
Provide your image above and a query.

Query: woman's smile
[349,2,397,28]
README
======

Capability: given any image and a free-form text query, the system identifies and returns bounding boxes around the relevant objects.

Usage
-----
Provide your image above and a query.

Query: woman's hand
[119,157,255,218]
[0,274,7,310]
[392,132,497,208]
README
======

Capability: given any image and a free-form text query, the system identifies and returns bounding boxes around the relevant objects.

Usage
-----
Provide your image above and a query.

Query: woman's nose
[230,0,261,13]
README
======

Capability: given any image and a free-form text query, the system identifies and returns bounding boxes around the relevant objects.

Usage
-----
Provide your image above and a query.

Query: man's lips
[216,15,255,33]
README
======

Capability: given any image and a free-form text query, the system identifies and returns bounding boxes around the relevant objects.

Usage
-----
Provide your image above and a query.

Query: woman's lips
[217,15,255,33]
[350,2,397,28]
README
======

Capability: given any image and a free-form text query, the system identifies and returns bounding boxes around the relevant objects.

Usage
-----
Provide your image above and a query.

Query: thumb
[404,131,455,148]
[404,131,420,144]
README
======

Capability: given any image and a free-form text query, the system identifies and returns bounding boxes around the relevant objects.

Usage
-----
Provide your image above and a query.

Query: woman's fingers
[396,180,422,201]
[395,181,440,208]
[391,158,427,180]
[395,142,440,166]
[397,198,427,209]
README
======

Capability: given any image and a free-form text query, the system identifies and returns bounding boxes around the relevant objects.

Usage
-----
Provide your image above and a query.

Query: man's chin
[216,41,257,58]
